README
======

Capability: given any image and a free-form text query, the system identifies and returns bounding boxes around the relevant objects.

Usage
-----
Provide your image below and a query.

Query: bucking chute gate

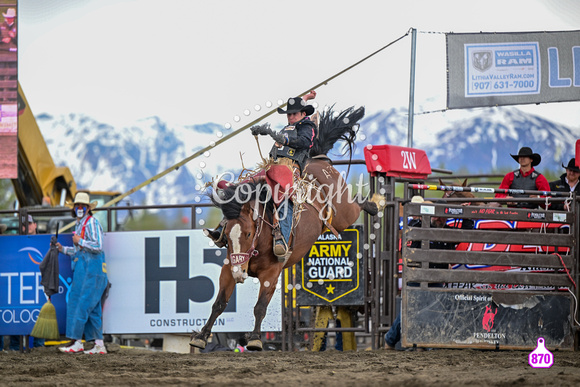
[281,145,579,351]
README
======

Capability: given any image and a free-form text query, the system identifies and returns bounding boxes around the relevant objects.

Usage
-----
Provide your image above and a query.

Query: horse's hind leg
[189,265,235,349]
[246,268,280,351]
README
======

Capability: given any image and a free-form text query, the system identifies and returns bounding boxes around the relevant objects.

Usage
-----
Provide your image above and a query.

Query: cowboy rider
[251,92,317,257]
[205,91,317,258]
[494,146,550,209]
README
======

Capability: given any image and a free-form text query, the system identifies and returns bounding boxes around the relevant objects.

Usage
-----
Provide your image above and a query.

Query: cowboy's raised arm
[302,90,316,101]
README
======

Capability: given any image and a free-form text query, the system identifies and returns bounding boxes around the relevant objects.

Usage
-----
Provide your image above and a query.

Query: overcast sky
[18,0,580,143]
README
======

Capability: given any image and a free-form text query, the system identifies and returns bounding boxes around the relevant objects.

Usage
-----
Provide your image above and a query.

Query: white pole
[407,28,417,148]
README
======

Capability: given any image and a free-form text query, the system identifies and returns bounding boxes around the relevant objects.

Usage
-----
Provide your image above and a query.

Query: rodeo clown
[56,192,109,354]
[205,91,317,259]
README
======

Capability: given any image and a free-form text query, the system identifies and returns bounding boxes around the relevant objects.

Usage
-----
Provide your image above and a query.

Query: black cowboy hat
[277,96,315,116]
[510,147,541,167]
[563,158,580,173]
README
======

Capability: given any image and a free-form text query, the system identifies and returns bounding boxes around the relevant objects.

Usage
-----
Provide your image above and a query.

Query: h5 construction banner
[447,30,580,109]
[102,230,282,334]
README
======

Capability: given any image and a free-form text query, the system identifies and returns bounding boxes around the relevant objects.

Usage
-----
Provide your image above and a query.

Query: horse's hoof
[189,338,206,349]
[246,339,263,351]
[189,337,207,349]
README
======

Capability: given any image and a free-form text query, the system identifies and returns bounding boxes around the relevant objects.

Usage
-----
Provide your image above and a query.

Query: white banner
[102,230,282,334]
[447,30,580,109]
[464,42,540,97]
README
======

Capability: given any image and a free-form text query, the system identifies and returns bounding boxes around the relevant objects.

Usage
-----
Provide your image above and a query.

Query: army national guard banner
[295,227,363,306]
[447,30,580,109]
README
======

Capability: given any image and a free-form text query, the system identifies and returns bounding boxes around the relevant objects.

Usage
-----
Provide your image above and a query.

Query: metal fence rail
[401,198,578,350]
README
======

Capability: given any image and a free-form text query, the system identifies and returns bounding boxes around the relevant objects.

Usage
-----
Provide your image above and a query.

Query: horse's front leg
[189,265,235,349]
[246,268,280,351]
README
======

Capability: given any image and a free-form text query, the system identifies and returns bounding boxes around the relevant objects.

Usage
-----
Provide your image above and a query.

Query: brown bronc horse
[439,178,485,206]
[190,106,385,351]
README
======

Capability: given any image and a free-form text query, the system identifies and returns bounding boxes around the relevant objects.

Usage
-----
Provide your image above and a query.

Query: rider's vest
[511,169,538,197]
[511,169,539,208]
[269,119,315,171]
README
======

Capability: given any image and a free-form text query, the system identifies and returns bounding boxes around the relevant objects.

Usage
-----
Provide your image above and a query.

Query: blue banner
[0,234,73,335]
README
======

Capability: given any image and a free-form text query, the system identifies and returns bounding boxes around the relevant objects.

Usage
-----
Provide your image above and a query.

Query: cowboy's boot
[203,219,228,248]
[272,225,288,260]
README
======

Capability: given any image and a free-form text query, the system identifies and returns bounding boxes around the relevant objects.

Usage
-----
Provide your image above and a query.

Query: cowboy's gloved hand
[250,123,272,136]
[270,131,288,146]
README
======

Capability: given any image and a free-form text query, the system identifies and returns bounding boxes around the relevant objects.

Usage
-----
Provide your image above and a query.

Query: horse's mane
[310,105,365,159]
[211,181,275,220]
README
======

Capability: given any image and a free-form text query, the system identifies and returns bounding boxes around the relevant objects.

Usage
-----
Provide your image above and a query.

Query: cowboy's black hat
[563,158,580,173]
[277,97,315,116]
[511,147,541,167]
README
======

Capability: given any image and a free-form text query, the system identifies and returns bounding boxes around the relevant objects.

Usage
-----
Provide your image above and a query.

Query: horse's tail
[309,105,365,159]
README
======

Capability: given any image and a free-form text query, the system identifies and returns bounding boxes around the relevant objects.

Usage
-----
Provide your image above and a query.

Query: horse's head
[212,182,274,283]
[439,178,482,205]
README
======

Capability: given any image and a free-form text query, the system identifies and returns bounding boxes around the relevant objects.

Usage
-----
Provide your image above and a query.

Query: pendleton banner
[447,30,580,109]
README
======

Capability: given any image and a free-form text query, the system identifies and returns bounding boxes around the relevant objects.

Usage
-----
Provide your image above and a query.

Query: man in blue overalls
[56,192,109,354]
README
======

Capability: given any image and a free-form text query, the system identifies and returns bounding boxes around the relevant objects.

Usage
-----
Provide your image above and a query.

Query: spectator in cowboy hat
[494,146,550,209]
[549,158,580,211]
[0,7,16,51]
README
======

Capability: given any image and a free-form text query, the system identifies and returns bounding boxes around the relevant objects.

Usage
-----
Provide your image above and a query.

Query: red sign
[576,139,580,167]
[363,144,431,178]
[482,305,497,332]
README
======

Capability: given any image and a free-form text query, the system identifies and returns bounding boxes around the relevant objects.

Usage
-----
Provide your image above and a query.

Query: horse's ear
[461,178,468,187]
[439,178,444,186]
[241,202,253,215]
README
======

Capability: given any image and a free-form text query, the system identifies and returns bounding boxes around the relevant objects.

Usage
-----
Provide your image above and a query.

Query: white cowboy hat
[3,8,16,18]
[410,195,425,203]
[73,192,98,210]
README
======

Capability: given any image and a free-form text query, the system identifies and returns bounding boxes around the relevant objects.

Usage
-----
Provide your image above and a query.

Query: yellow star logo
[326,284,335,294]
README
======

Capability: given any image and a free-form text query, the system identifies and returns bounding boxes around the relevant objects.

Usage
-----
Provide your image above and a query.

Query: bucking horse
[189,105,385,351]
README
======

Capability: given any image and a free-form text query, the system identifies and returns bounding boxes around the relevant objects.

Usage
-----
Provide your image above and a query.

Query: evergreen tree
[0,179,16,210]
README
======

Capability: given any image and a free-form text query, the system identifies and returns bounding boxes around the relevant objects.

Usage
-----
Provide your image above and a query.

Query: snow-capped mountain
[35,107,580,205]
[427,108,579,173]
[36,113,220,204]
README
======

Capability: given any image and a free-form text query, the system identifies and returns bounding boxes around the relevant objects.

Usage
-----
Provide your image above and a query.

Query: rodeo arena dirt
[0,345,579,386]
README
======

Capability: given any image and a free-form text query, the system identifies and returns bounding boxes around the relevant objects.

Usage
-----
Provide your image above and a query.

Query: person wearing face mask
[55,192,109,354]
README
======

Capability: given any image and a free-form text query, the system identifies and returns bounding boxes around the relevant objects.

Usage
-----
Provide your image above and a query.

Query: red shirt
[495,168,550,198]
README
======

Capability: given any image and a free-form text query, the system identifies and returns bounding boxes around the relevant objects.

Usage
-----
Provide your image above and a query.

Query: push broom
[31,225,61,340]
